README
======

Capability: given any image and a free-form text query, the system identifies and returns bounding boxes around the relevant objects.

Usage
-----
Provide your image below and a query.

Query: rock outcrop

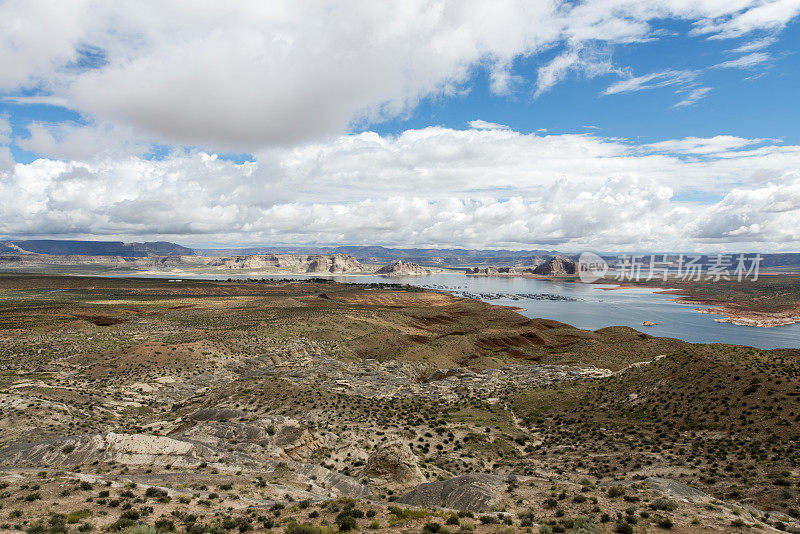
[375,260,429,276]
[362,442,426,491]
[207,254,362,273]
[465,266,516,275]
[0,432,217,469]
[532,256,576,276]
[396,473,507,512]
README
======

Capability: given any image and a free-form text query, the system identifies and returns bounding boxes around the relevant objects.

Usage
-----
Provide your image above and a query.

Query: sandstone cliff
[375,260,430,276]
[205,254,363,273]
[532,256,576,276]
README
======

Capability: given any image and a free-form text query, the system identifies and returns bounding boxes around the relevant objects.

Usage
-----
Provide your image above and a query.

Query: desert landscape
[2,2,800,533]
[0,273,798,533]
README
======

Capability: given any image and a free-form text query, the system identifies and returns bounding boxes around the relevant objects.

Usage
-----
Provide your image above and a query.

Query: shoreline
[598,282,800,328]
[674,296,800,328]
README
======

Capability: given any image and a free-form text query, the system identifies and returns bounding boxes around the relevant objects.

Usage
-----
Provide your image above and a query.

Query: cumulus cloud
[1,1,799,149]
[16,121,146,161]
[0,117,11,171]
[693,173,800,243]
[2,125,800,250]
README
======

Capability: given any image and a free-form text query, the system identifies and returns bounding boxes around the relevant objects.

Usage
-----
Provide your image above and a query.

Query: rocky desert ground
[0,274,798,533]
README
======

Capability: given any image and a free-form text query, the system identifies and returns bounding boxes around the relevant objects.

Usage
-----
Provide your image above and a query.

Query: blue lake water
[140,272,800,349]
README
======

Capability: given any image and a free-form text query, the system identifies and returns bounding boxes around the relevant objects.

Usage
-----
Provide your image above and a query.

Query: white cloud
[729,35,778,53]
[692,0,800,39]
[713,51,772,69]
[0,117,11,171]
[673,87,713,108]
[0,117,10,144]
[16,121,146,161]
[645,135,767,154]
[0,1,798,149]
[468,120,510,130]
[602,69,698,95]
[0,95,69,107]
[535,45,623,96]
[693,172,800,243]
[2,125,800,250]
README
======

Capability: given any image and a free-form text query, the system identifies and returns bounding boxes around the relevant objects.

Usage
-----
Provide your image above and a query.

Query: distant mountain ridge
[0,240,194,257]
[3,239,800,270]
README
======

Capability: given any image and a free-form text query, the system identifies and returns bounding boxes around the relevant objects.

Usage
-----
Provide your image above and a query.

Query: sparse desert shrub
[656,517,673,529]
[607,486,625,498]
[572,516,598,534]
[285,523,335,534]
[388,506,430,519]
[25,522,46,534]
[153,519,174,531]
[123,526,159,534]
[144,487,167,499]
[67,510,93,523]
[335,512,357,532]
[107,517,136,532]
[649,498,678,512]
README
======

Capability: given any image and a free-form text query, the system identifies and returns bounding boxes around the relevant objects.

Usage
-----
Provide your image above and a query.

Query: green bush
[335,512,357,532]
[607,486,625,498]
[67,510,93,524]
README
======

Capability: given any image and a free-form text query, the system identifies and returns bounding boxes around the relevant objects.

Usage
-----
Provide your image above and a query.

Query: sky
[1,0,800,252]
